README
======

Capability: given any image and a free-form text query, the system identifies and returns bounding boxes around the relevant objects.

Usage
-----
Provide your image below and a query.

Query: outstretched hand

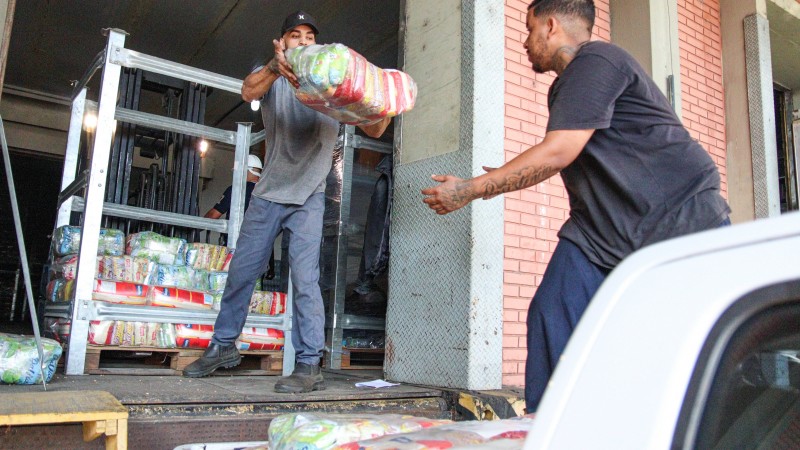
[272,38,299,88]
[421,174,475,215]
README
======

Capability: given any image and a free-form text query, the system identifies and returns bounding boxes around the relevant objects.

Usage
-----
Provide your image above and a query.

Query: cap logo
[298,14,305,19]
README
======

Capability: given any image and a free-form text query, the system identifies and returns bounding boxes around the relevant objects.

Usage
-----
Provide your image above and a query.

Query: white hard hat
[247,154,263,175]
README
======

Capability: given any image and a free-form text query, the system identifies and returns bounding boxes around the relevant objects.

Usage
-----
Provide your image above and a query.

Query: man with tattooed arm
[421,0,730,413]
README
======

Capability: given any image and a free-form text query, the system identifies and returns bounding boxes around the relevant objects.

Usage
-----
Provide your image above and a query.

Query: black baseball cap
[281,10,319,36]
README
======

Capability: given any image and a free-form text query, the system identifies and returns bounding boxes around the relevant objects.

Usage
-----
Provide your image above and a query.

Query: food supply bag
[49,255,102,281]
[92,280,149,305]
[97,255,156,284]
[151,264,206,291]
[338,416,536,450]
[268,413,452,450]
[249,290,287,315]
[0,333,63,384]
[126,231,187,265]
[185,243,231,271]
[148,286,214,310]
[286,43,417,125]
[175,324,214,348]
[237,328,284,351]
[51,225,125,256]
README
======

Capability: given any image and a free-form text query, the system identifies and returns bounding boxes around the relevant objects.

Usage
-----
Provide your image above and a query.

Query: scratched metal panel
[744,14,780,218]
[386,0,504,390]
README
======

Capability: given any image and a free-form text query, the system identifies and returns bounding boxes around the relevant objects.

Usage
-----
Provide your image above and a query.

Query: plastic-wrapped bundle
[148,286,214,310]
[98,255,156,284]
[249,290,287,315]
[46,278,73,302]
[0,333,63,384]
[51,225,125,257]
[92,280,149,305]
[49,255,102,281]
[268,413,452,450]
[152,264,195,290]
[286,43,417,125]
[175,324,214,348]
[337,416,536,450]
[207,271,228,292]
[89,320,178,348]
[185,243,231,272]
[238,328,284,351]
[126,231,187,265]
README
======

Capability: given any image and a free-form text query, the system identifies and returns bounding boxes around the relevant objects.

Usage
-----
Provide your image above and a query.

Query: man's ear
[546,16,560,39]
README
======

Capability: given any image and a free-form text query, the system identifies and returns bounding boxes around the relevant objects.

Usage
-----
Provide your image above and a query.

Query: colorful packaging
[0,333,63,385]
[97,255,156,284]
[249,291,287,315]
[51,225,125,257]
[152,264,194,290]
[49,255,103,281]
[126,231,187,264]
[92,280,149,305]
[148,287,214,310]
[175,324,214,348]
[185,243,231,272]
[89,321,177,348]
[338,416,536,450]
[286,43,417,125]
[238,328,284,351]
[207,271,228,292]
[268,413,452,450]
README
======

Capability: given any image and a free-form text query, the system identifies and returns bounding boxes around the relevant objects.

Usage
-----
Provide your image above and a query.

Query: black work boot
[183,343,241,378]
[274,362,325,393]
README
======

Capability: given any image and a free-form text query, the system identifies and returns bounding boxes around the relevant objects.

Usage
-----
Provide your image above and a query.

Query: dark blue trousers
[524,218,731,412]
[525,238,608,413]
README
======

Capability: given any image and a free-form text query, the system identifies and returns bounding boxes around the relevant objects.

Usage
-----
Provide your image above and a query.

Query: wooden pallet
[341,347,385,369]
[84,345,283,376]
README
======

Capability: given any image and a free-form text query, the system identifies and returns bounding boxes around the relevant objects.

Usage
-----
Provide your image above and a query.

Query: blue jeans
[524,216,731,412]
[212,193,326,365]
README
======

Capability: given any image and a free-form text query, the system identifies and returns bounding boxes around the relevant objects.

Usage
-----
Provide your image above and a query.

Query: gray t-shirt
[252,77,340,205]
[547,41,730,269]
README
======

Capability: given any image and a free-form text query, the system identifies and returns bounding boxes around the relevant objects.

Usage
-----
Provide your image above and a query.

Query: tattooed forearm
[481,164,557,197]
[267,58,280,75]
[449,181,477,205]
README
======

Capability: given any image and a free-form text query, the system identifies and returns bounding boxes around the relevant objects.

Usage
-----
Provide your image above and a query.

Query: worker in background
[421,0,730,413]
[184,11,391,394]
[204,153,274,279]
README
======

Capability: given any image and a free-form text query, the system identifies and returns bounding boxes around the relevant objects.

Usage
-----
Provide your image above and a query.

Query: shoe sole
[274,380,326,394]
[183,356,242,378]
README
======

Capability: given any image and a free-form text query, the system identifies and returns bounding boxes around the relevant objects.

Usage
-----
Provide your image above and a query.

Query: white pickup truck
[525,211,800,449]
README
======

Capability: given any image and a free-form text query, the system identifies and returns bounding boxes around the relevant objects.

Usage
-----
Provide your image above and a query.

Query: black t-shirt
[547,41,730,269]
[213,181,256,219]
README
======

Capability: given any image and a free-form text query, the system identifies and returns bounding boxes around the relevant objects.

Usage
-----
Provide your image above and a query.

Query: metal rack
[324,129,391,370]
[44,28,295,376]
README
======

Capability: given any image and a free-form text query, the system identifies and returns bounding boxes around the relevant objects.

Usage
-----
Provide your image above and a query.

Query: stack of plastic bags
[0,333,63,384]
[286,43,417,125]
[51,225,125,257]
[126,231,187,265]
[249,290,287,315]
[88,320,177,348]
[262,413,535,450]
[267,414,452,450]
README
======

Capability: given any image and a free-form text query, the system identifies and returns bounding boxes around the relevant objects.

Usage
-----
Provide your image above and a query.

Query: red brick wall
[678,0,727,195]
[502,0,611,387]
[501,0,727,387]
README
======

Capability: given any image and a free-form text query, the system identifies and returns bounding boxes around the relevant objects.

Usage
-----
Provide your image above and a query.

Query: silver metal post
[0,115,48,390]
[9,267,19,321]
[325,125,356,370]
[227,122,251,249]
[282,272,295,376]
[66,29,126,375]
[57,88,87,228]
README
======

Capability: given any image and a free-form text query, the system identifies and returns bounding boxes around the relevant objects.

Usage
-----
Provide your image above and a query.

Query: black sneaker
[183,343,241,378]
[274,362,325,393]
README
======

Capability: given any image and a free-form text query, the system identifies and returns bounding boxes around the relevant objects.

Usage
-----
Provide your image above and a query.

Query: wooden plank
[340,347,385,370]
[0,391,127,426]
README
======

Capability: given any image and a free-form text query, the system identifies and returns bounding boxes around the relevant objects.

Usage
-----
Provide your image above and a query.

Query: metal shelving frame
[44,28,295,376]
[325,129,391,370]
